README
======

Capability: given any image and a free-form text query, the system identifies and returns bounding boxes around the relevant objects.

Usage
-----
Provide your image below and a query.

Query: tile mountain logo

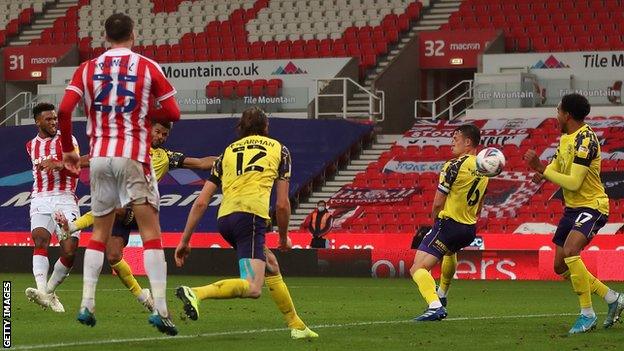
[272,61,308,75]
[531,55,571,69]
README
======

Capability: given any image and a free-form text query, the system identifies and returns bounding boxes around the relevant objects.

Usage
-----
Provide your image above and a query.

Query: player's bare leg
[77,211,115,327]
[264,247,318,339]
[25,228,52,309]
[106,235,153,312]
[133,202,177,335]
[410,251,446,321]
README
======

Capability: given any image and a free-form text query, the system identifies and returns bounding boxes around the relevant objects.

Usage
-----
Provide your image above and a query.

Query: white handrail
[0,92,32,126]
[314,78,384,121]
[414,80,473,120]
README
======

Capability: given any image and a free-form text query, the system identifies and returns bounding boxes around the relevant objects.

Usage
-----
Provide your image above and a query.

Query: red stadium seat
[277,40,291,58]
[251,79,267,97]
[263,41,278,59]
[266,79,282,97]
[222,80,237,99]
[236,79,252,97]
[249,41,264,59]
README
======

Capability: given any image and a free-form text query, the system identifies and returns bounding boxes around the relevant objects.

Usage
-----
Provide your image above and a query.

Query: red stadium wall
[2,231,623,281]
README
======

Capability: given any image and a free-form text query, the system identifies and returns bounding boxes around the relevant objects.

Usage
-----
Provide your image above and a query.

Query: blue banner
[0,118,372,232]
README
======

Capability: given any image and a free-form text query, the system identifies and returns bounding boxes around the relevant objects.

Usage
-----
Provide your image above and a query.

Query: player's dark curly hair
[105,13,134,43]
[153,120,172,130]
[455,124,481,147]
[560,93,591,121]
[32,102,55,119]
[238,106,268,137]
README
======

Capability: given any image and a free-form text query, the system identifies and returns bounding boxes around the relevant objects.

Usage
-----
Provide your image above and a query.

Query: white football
[476,147,506,177]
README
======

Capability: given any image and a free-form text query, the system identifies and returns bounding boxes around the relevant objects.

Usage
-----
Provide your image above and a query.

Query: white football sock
[144,249,168,316]
[32,254,49,292]
[581,307,596,318]
[605,289,619,304]
[437,286,447,298]
[46,258,72,293]
[81,248,104,311]
[429,301,443,309]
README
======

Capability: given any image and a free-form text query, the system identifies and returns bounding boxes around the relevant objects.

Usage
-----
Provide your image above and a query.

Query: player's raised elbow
[193,199,209,211]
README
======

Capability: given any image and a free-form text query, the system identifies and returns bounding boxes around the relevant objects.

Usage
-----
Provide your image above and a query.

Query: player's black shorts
[418,217,476,259]
[552,207,608,247]
[217,212,267,261]
[111,207,138,247]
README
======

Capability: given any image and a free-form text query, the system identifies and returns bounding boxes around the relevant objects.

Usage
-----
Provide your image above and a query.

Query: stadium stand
[441,0,624,52]
[314,116,624,234]
[0,1,44,46]
[17,0,423,75]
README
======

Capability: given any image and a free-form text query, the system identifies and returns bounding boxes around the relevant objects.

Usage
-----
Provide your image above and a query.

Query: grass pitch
[4,273,624,350]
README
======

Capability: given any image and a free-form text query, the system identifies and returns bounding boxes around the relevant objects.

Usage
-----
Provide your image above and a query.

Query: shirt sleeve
[277,145,291,181]
[208,154,223,186]
[573,130,599,167]
[438,159,461,195]
[148,63,176,102]
[66,62,87,98]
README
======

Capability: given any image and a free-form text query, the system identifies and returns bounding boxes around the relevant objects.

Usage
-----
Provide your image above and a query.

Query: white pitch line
[54,285,566,292]
[10,312,584,350]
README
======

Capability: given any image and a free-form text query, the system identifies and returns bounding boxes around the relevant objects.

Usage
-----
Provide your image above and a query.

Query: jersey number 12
[233,144,267,176]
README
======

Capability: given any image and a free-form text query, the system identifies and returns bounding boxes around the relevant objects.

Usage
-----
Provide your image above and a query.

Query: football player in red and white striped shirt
[57,13,180,335]
[24,102,82,313]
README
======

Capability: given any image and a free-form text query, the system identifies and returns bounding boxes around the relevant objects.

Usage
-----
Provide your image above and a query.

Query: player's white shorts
[90,157,160,217]
[30,194,81,240]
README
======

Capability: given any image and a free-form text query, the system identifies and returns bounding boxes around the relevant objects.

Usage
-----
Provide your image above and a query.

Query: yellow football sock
[560,269,608,298]
[439,254,457,295]
[564,256,592,309]
[265,274,306,330]
[412,268,439,305]
[74,211,94,231]
[588,272,609,298]
[111,259,142,297]
[192,279,250,300]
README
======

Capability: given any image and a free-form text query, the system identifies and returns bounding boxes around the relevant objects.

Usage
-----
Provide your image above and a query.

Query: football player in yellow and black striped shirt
[525,93,623,334]
[174,107,318,339]
[411,124,489,322]
[54,120,216,311]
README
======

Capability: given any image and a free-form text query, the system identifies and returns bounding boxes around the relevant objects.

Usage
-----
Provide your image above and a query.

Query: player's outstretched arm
[182,156,217,170]
[543,163,589,192]
[275,179,292,251]
[175,180,218,267]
